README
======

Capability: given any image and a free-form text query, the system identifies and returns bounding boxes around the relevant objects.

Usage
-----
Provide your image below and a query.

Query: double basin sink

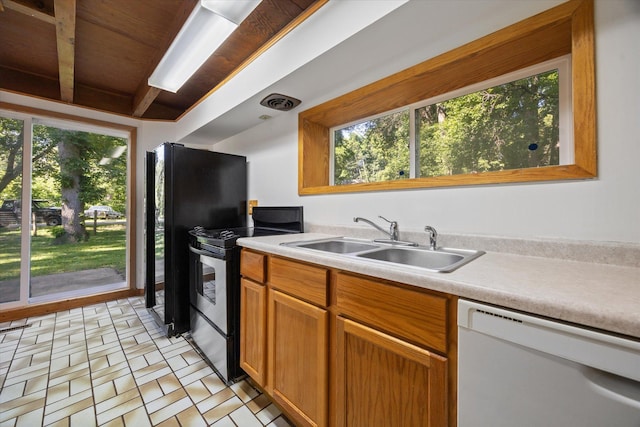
[281,237,484,273]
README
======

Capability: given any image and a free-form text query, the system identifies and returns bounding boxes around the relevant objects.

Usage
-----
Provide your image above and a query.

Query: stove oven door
[188,246,228,335]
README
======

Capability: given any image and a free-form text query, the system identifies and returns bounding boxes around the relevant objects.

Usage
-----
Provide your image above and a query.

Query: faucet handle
[424,225,438,250]
[379,216,399,240]
[378,215,396,225]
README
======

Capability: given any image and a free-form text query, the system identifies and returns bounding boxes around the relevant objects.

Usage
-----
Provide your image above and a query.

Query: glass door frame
[0,105,137,310]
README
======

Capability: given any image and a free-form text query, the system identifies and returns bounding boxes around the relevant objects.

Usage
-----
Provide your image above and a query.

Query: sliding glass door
[0,111,130,307]
[0,115,27,304]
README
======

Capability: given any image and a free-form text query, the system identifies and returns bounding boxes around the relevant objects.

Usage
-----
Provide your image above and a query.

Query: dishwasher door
[458,299,640,427]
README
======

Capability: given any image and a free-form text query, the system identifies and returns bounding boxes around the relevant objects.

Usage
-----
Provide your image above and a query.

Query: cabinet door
[240,278,267,386]
[336,316,447,427]
[269,290,328,427]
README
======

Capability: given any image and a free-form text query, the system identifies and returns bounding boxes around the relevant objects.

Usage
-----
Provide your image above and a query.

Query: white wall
[212,0,640,244]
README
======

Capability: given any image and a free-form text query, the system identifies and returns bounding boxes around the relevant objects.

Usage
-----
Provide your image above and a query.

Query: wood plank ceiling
[0,0,323,120]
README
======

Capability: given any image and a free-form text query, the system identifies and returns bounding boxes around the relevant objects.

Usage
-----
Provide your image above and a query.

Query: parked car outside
[84,205,123,219]
[0,199,62,227]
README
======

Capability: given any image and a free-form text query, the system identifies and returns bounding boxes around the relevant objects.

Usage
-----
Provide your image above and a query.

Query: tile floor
[0,297,293,426]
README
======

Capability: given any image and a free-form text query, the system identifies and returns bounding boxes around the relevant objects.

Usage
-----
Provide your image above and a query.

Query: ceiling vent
[260,93,301,111]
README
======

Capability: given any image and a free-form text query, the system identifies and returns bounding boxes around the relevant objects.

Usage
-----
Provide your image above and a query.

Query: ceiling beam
[1,0,55,23]
[131,0,198,117]
[132,85,162,118]
[53,0,76,103]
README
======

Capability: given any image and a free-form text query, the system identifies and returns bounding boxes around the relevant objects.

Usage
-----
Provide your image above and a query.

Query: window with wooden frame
[298,0,595,195]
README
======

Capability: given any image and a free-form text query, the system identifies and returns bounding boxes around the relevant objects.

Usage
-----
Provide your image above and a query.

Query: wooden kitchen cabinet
[240,250,456,427]
[240,250,268,386]
[240,277,267,386]
[335,272,454,427]
[240,250,329,427]
[335,316,447,427]
[269,289,328,427]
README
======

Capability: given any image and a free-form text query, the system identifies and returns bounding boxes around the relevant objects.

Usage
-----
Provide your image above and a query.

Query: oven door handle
[189,245,225,260]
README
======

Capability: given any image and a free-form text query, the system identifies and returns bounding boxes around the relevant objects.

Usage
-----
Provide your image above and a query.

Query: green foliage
[334,111,410,184]
[31,125,128,213]
[333,69,561,184]
[418,69,559,177]
[50,226,67,239]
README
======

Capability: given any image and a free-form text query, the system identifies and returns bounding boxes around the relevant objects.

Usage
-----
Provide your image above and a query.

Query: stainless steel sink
[281,237,484,272]
[356,246,484,272]
[284,238,380,254]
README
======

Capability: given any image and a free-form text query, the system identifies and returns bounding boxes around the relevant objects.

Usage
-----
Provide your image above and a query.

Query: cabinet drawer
[241,249,266,283]
[269,257,328,307]
[336,273,448,353]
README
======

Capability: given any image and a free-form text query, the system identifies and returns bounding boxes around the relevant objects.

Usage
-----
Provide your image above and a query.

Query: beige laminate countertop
[238,233,640,340]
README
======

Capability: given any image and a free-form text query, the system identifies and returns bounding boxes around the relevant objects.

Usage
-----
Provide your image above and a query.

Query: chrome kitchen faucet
[354,215,399,241]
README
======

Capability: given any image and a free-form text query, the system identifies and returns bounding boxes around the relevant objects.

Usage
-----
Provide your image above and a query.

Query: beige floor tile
[144,388,188,415]
[229,405,263,427]
[256,403,285,425]
[121,343,157,360]
[165,354,189,372]
[177,365,215,386]
[148,395,193,425]
[42,394,94,425]
[0,394,46,424]
[69,406,96,427]
[6,355,33,372]
[231,379,259,403]
[202,395,244,425]
[121,405,152,427]
[210,416,237,427]
[133,366,173,387]
[92,381,116,405]
[154,417,180,427]
[46,382,70,404]
[95,395,144,426]
[267,415,295,427]
[0,297,287,427]
[24,374,48,395]
[44,387,92,414]
[138,380,163,404]
[246,393,271,413]
[70,376,92,396]
[196,387,235,414]
[3,366,50,387]
[14,406,44,427]
[48,366,90,388]
[0,381,26,401]
[95,388,140,416]
[89,355,109,372]
[91,365,131,388]
[175,405,207,427]
[156,373,182,395]
[158,342,193,360]
[184,380,211,404]
[50,354,71,373]
[112,374,136,395]
[106,351,126,367]
[201,373,227,395]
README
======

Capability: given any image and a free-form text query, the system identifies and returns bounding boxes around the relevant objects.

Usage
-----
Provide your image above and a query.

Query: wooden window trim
[298,0,595,195]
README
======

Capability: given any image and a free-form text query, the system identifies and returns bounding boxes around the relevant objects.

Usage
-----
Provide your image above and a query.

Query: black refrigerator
[145,143,247,336]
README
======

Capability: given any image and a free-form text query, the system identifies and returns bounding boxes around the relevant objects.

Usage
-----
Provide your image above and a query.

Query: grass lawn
[0,224,126,281]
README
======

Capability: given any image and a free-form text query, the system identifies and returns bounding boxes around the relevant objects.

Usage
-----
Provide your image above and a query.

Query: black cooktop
[189,226,296,249]
[189,206,304,250]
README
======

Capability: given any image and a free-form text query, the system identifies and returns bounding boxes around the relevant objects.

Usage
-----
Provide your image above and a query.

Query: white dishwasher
[458,299,640,427]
